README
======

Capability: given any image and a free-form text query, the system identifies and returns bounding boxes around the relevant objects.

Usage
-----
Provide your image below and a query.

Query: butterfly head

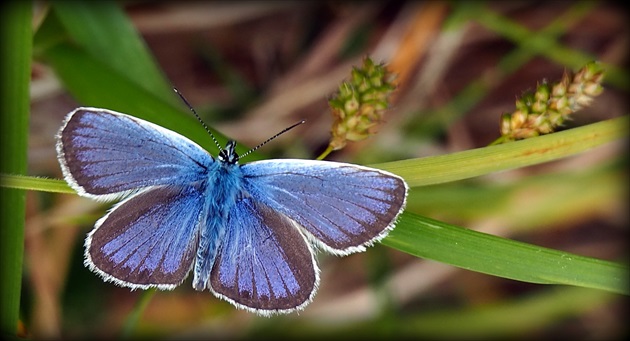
[218,140,239,164]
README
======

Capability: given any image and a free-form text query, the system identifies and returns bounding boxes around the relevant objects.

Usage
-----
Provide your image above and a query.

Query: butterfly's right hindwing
[85,185,204,289]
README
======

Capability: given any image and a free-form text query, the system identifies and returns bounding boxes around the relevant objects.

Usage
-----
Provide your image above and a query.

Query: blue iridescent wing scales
[85,185,204,289]
[209,197,318,315]
[241,159,408,255]
[56,108,211,200]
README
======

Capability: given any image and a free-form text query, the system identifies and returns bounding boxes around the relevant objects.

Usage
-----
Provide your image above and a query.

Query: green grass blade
[383,213,628,295]
[0,1,32,335]
[378,116,628,187]
[0,174,74,194]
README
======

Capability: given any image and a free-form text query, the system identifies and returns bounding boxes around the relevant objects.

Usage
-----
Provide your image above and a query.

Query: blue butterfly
[56,107,408,316]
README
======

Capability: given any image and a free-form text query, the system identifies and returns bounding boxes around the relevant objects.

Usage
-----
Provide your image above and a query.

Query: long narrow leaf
[379,116,628,187]
[0,174,73,194]
[0,1,32,336]
[383,213,627,295]
[43,43,235,156]
[51,1,175,102]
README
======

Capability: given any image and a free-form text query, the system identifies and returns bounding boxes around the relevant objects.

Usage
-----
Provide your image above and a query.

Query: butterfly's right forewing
[57,108,211,200]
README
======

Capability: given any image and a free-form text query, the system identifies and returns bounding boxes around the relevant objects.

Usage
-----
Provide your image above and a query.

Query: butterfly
[56,106,408,316]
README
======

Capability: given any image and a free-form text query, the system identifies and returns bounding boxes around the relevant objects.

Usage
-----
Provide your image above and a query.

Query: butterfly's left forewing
[241,159,408,255]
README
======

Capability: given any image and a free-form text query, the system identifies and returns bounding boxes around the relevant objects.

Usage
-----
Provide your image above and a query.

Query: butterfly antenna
[173,87,223,152]
[239,120,306,159]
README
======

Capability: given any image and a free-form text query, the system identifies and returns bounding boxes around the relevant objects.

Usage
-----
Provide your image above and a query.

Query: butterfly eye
[218,141,239,164]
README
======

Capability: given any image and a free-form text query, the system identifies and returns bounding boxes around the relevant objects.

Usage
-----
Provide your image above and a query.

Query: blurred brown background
[26,1,627,339]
